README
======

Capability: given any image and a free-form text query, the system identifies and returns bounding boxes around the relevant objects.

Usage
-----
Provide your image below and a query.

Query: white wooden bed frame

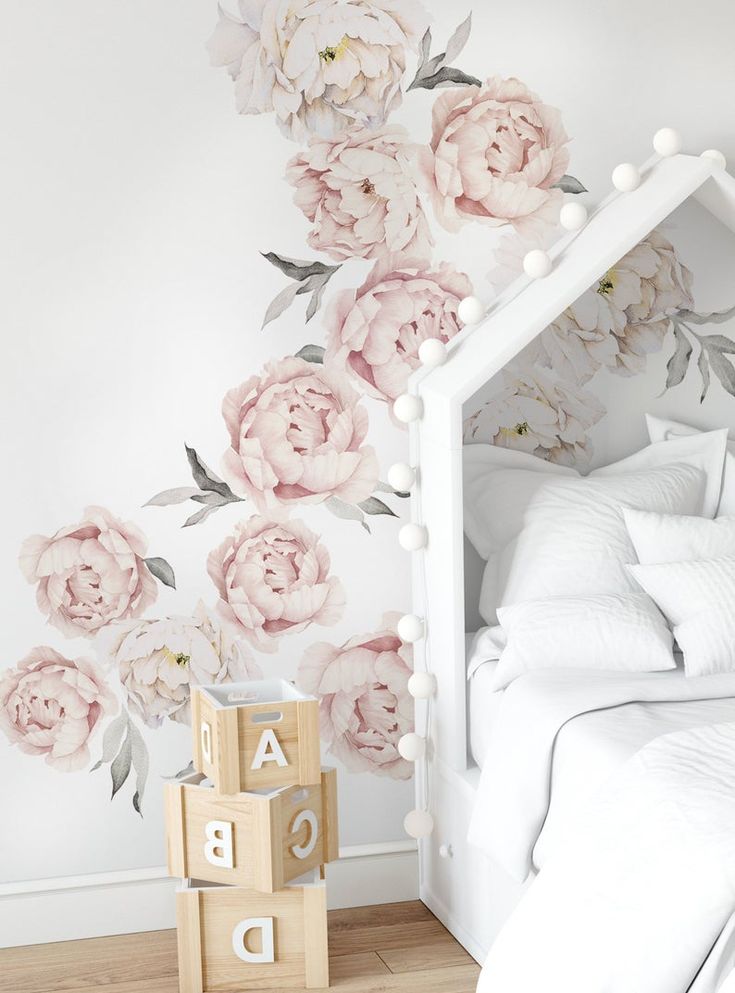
[406,151,735,964]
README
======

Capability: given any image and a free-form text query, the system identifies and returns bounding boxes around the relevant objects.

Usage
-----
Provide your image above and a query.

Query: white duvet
[470,668,735,993]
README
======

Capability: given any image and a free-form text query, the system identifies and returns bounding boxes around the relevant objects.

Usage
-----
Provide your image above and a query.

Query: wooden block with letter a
[165,768,338,892]
[176,881,329,992]
[191,680,320,794]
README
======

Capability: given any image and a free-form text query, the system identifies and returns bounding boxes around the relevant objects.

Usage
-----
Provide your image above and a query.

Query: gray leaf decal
[90,711,128,771]
[295,344,326,364]
[261,252,339,281]
[305,278,329,323]
[262,281,302,328]
[184,445,234,499]
[697,334,735,353]
[552,175,588,194]
[127,720,149,817]
[708,349,735,397]
[677,305,735,326]
[183,504,223,528]
[144,486,200,507]
[418,26,431,64]
[414,65,482,90]
[443,13,473,64]
[374,480,409,498]
[698,348,711,403]
[110,731,132,800]
[166,760,195,780]
[190,490,232,507]
[325,496,371,533]
[358,496,398,518]
[144,556,176,589]
[664,324,692,390]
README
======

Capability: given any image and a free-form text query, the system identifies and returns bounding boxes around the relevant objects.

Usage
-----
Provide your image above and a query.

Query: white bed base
[407,153,735,965]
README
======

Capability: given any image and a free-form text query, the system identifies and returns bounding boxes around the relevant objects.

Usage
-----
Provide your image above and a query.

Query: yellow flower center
[597,269,617,296]
[319,37,349,63]
[360,178,376,195]
[163,647,190,668]
[499,422,530,438]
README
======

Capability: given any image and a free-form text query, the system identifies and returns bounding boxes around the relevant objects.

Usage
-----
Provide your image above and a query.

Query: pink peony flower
[297,612,413,779]
[0,647,117,771]
[222,356,378,509]
[208,517,345,653]
[19,507,157,639]
[98,601,262,728]
[287,124,433,261]
[325,257,472,404]
[418,76,570,235]
[207,0,429,141]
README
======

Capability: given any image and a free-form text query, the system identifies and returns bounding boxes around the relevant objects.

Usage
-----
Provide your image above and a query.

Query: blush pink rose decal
[221,357,378,509]
[326,257,472,405]
[418,76,570,235]
[19,507,160,639]
[208,516,345,653]
[287,124,433,262]
[297,613,414,779]
[0,648,117,771]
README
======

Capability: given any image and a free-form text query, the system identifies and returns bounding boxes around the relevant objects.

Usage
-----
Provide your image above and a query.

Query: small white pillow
[628,558,735,677]
[492,593,675,690]
[624,507,735,564]
[646,414,734,515]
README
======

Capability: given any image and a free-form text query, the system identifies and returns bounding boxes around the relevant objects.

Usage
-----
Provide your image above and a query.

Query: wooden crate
[191,680,320,794]
[176,881,328,992]
[165,768,338,892]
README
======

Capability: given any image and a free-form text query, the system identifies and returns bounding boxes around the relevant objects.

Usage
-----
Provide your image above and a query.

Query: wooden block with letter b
[191,680,321,794]
[165,768,339,892]
[176,881,329,992]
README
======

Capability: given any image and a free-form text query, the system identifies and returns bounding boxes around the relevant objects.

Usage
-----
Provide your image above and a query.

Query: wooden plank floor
[0,901,480,993]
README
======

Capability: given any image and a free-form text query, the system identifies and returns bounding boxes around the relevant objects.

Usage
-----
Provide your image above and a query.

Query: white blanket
[468,666,735,880]
[477,720,735,993]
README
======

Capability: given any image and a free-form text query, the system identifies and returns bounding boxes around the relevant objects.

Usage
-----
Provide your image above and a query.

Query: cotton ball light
[387,462,415,493]
[653,128,682,156]
[612,163,641,192]
[702,149,727,169]
[457,295,485,326]
[418,338,447,368]
[523,250,552,279]
[393,393,422,423]
[404,808,434,839]
[398,524,428,552]
[397,733,426,762]
[397,614,424,643]
[559,201,588,232]
[407,671,436,699]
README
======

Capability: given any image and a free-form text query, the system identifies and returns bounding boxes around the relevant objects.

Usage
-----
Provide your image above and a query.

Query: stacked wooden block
[165,679,338,992]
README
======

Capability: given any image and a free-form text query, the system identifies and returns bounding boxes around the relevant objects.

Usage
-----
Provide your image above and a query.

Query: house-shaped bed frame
[406,151,735,963]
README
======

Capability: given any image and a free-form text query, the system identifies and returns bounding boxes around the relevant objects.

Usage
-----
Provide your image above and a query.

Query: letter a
[251,728,288,770]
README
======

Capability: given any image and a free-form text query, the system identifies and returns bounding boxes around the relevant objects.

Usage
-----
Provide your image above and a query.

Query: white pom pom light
[398,523,427,551]
[653,127,682,156]
[397,613,424,643]
[523,249,552,279]
[407,671,436,699]
[387,462,415,493]
[702,149,727,169]
[612,163,641,192]
[559,201,588,232]
[418,338,447,368]
[393,393,422,423]
[404,809,434,839]
[398,733,426,762]
[457,295,485,326]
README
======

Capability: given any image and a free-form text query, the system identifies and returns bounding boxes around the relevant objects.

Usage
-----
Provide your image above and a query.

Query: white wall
[2,0,735,944]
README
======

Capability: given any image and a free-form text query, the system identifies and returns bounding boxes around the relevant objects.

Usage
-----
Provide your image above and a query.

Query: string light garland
[653,127,682,156]
[522,249,552,279]
[393,393,423,423]
[612,162,641,192]
[702,149,727,169]
[457,295,485,326]
[397,613,424,643]
[559,201,588,231]
[387,462,416,492]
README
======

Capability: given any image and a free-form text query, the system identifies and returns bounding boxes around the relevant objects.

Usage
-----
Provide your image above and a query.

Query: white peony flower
[207,0,429,141]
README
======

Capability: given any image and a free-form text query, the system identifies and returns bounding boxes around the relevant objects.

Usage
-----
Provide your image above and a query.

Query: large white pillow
[628,557,735,677]
[624,507,735,564]
[464,431,728,626]
[491,593,675,690]
[646,414,735,515]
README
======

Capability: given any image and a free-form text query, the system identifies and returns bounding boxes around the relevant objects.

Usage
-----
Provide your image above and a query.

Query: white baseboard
[0,841,418,948]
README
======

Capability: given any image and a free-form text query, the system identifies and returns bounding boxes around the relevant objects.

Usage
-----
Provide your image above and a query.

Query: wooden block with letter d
[176,881,329,992]
[191,680,321,794]
[165,768,339,892]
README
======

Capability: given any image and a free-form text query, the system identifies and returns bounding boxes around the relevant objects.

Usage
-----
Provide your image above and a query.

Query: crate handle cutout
[251,710,283,724]
[227,690,259,703]
[290,788,309,805]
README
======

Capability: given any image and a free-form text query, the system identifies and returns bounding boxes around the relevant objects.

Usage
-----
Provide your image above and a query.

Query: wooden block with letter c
[165,768,338,892]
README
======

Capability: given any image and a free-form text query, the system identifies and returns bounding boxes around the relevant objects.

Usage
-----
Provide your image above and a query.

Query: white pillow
[646,414,734,515]
[464,431,728,626]
[628,557,735,677]
[624,507,735,564]
[492,594,675,690]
